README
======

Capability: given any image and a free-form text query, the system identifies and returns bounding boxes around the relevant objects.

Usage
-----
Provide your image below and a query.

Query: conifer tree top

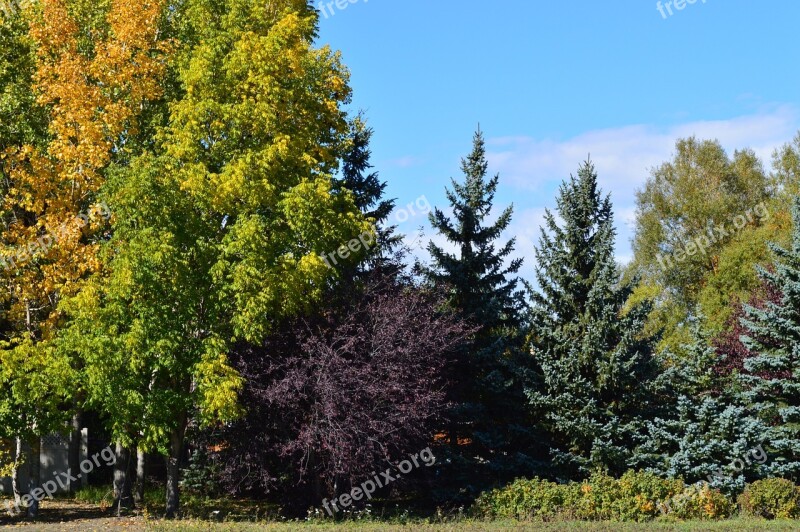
[425,128,524,329]
[533,160,617,324]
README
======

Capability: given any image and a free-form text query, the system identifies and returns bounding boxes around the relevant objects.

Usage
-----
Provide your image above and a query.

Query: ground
[0,500,799,531]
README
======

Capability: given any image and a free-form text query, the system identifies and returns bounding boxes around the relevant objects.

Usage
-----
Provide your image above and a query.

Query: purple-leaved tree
[204,268,471,511]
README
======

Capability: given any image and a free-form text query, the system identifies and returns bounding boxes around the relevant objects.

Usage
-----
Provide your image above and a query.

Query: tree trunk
[68,410,82,494]
[27,437,40,518]
[165,411,187,519]
[11,437,24,510]
[112,443,134,516]
[134,448,145,505]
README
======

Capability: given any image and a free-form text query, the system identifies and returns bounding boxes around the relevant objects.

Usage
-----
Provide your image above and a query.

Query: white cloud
[487,105,797,195]
[401,107,800,283]
[387,155,424,168]
[487,106,799,269]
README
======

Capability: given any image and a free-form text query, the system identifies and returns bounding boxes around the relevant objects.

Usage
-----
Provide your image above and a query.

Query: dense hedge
[473,472,800,521]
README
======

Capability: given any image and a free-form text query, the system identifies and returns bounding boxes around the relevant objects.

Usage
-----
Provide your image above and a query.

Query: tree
[332,114,399,276]
[1,0,173,515]
[423,129,534,500]
[1,0,169,515]
[527,160,660,479]
[207,266,470,513]
[0,3,53,513]
[636,318,767,494]
[58,0,372,517]
[738,197,800,481]
[698,222,790,336]
[629,137,772,352]
[712,279,783,379]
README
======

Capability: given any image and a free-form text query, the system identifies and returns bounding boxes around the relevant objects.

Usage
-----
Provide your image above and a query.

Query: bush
[472,477,577,520]
[473,471,686,522]
[667,482,735,520]
[738,478,800,519]
[574,471,684,522]
[180,448,221,497]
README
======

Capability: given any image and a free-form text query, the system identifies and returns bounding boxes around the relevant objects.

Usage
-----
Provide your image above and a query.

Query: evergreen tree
[739,197,800,481]
[337,115,394,228]
[426,129,524,329]
[527,160,660,479]
[636,318,767,494]
[333,115,399,272]
[423,129,534,500]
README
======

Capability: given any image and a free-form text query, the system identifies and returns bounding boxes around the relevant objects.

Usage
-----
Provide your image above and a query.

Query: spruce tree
[739,197,800,481]
[527,161,660,479]
[426,129,525,328]
[637,318,767,494]
[423,129,535,499]
[334,115,400,272]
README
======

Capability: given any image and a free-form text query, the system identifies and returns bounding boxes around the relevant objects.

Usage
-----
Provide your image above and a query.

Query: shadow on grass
[0,498,116,526]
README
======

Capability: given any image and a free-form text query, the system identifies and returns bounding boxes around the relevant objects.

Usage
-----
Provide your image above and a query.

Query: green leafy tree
[423,129,534,500]
[0,4,77,516]
[59,0,371,517]
[527,160,660,479]
[698,222,790,335]
[629,137,772,352]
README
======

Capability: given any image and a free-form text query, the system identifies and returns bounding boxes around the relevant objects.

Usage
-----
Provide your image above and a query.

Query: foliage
[334,114,399,266]
[474,471,687,522]
[181,448,221,497]
[737,478,800,519]
[57,0,371,516]
[738,198,800,481]
[636,319,768,494]
[527,160,661,478]
[574,471,685,522]
[473,477,581,520]
[712,281,783,380]
[668,482,735,520]
[422,129,535,500]
[629,137,773,352]
[206,266,471,510]
[698,222,790,336]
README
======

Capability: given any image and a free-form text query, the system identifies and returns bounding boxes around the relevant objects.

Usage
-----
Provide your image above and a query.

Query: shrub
[574,471,684,522]
[472,477,577,520]
[738,478,800,519]
[667,482,735,520]
[180,448,221,497]
[473,471,686,522]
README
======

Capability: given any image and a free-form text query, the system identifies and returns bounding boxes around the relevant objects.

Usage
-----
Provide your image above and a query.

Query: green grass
[71,485,114,506]
[143,518,800,531]
[6,487,800,530]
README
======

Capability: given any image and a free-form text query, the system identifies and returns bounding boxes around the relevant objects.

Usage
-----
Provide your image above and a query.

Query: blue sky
[317,0,800,278]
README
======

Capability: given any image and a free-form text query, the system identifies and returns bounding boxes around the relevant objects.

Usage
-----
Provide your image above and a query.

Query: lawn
[1,498,798,531]
[128,518,800,531]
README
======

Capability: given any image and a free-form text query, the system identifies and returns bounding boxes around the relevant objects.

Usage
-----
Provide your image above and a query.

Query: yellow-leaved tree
[0,0,170,516]
[58,0,373,517]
